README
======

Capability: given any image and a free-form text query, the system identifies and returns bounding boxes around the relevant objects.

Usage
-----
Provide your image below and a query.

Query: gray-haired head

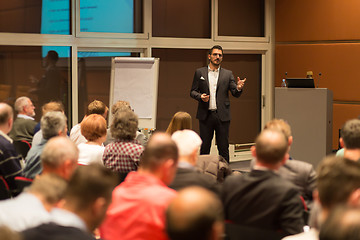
[171,130,202,157]
[41,111,67,140]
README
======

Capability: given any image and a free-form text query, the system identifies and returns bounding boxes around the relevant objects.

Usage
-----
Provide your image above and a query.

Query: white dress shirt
[208,66,220,110]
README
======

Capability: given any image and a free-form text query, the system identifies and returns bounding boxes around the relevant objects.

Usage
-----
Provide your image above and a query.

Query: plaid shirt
[103,140,144,173]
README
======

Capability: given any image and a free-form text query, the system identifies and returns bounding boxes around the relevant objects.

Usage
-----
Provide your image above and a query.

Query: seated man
[222,129,304,236]
[70,100,108,146]
[23,112,68,179]
[9,96,37,144]
[339,118,360,161]
[22,164,117,240]
[251,119,317,209]
[166,186,224,240]
[169,130,219,195]
[40,136,79,180]
[284,156,360,240]
[0,103,22,197]
[100,132,178,240]
[0,174,67,232]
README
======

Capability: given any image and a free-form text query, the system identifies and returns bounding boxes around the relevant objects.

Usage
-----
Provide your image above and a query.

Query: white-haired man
[9,96,37,144]
[169,130,219,194]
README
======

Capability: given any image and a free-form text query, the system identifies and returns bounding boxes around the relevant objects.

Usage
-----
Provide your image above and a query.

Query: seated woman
[102,110,144,176]
[165,111,192,135]
[78,114,107,165]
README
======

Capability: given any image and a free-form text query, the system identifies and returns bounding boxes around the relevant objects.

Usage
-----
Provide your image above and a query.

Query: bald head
[0,103,13,134]
[140,132,178,171]
[41,136,79,180]
[254,129,288,165]
[166,186,224,240]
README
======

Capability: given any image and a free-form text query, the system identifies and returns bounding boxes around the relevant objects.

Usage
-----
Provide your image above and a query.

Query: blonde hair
[165,112,192,135]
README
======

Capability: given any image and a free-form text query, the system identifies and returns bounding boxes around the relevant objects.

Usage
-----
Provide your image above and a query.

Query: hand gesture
[237,77,246,90]
[201,93,210,102]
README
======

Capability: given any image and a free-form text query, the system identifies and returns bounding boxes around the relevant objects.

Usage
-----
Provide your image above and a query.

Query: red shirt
[100,171,177,240]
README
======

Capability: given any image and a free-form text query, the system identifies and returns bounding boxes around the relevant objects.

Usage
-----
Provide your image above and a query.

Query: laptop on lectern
[286,78,315,88]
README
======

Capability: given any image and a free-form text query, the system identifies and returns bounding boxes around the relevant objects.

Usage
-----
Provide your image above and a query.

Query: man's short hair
[41,111,67,140]
[110,110,138,141]
[28,173,67,205]
[264,119,292,140]
[166,186,224,240]
[0,103,13,125]
[86,100,108,116]
[171,130,202,157]
[64,163,117,211]
[341,119,360,149]
[319,205,360,240]
[255,129,288,165]
[209,45,223,55]
[140,132,179,172]
[41,101,64,116]
[111,100,131,115]
[14,96,30,113]
[41,136,78,169]
[317,156,360,209]
[81,114,107,142]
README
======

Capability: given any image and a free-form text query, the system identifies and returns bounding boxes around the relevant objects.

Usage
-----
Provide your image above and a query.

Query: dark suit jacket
[190,66,242,121]
[222,170,304,236]
[22,223,95,240]
[169,167,220,195]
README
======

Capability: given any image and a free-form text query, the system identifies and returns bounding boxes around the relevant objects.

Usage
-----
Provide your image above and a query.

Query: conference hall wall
[275,0,360,150]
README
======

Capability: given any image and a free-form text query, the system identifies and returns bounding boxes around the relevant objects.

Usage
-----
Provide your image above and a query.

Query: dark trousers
[199,111,230,162]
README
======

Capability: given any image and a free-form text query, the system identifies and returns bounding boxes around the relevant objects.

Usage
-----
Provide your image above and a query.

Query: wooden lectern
[275,88,333,167]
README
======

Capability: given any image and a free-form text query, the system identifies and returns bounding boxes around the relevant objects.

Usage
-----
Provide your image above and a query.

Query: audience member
[104,100,147,146]
[252,119,317,209]
[166,186,224,240]
[339,118,360,161]
[22,164,117,240]
[100,132,178,240]
[9,96,37,144]
[169,130,219,194]
[102,110,144,175]
[0,103,22,196]
[23,112,67,179]
[70,100,108,146]
[319,206,360,240]
[40,136,79,180]
[284,156,360,240]
[32,101,64,146]
[0,174,67,231]
[78,114,106,166]
[165,111,192,135]
[222,129,304,235]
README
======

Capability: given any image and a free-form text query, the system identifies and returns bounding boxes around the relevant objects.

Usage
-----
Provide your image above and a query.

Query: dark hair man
[22,164,117,240]
[190,45,246,162]
[339,118,360,161]
[100,132,179,240]
[222,129,304,236]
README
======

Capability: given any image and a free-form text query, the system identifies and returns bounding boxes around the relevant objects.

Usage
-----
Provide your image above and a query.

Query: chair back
[13,140,31,158]
[14,176,33,193]
[0,176,11,200]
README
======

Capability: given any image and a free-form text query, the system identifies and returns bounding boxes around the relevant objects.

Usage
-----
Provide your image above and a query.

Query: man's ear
[210,221,224,240]
[348,189,360,206]
[340,138,345,148]
[313,189,320,204]
[288,136,293,147]
[250,146,256,158]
